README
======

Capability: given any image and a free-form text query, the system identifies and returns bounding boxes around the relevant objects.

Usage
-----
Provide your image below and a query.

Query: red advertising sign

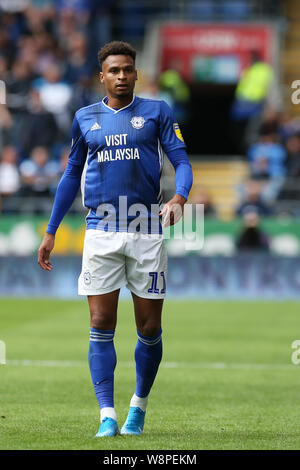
[159,23,274,83]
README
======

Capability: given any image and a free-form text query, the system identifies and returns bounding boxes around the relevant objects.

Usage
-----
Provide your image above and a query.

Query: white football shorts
[78,230,168,299]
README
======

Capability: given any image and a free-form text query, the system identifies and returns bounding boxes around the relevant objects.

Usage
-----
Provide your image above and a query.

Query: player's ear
[99,71,104,83]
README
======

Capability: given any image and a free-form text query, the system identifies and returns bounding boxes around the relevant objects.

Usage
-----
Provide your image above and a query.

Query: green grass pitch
[1,298,300,450]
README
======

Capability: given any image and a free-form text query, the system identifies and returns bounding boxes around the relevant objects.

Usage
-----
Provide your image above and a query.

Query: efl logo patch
[130,116,145,129]
[173,123,184,142]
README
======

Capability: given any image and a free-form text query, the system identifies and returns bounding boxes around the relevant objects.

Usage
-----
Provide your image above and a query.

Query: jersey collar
[102,95,136,114]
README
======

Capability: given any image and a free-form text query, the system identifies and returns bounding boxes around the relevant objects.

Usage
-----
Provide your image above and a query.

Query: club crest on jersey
[130,116,145,129]
[83,271,91,285]
[173,123,184,142]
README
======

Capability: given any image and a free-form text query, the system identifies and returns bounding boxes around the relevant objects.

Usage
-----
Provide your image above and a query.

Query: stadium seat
[118,1,148,42]
[191,160,249,220]
[218,1,251,20]
[187,1,216,20]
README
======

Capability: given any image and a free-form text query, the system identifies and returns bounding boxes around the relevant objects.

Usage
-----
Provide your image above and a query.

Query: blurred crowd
[0,1,195,213]
[0,1,117,212]
[192,106,300,250]
[193,107,300,206]
[0,0,298,232]
[238,108,300,212]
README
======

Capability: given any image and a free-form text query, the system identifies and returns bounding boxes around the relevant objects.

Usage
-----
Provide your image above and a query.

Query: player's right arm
[38,114,88,271]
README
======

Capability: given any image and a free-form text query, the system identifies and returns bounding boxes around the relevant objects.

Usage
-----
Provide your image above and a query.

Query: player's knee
[138,322,161,338]
[90,311,115,330]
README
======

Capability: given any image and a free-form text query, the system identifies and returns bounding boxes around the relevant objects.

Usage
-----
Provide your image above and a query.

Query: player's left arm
[160,149,193,227]
[158,101,193,226]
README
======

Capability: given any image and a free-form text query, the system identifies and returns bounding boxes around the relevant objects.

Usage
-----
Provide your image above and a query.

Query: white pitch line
[4,359,296,371]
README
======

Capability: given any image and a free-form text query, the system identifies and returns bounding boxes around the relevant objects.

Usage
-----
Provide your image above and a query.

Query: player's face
[100,55,137,99]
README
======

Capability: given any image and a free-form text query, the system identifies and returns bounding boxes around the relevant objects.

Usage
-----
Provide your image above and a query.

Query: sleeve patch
[173,123,184,142]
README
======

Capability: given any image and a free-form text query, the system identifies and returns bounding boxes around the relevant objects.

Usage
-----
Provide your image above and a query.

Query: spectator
[0,18,16,65]
[63,31,92,84]
[32,32,58,76]
[247,124,286,203]
[55,8,78,50]
[70,75,101,111]
[16,35,39,72]
[159,67,190,123]
[6,59,34,112]
[233,50,274,113]
[0,103,14,145]
[236,209,270,252]
[24,5,52,37]
[0,55,9,81]
[55,0,92,26]
[278,112,300,143]
[285,133,300,178]
[193,188,217,218]
[230,50,275,153]
[139,77,174,109]
[33,64,72,137]
[236,180,273,217]
[0,145,20,196]
[245,106,280,149]
[5,58,34,144]
[277,133,300,204]
[19,146,59,197]
[58,145,69,173]
[89,0,115,55]
[19,88,58,155]
[45,144,71,196]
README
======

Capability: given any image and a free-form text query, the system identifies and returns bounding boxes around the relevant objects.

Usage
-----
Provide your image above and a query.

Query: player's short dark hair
[98,41,136,69]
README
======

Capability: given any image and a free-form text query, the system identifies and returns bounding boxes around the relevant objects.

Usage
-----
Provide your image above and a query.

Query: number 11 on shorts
[148,272,166,294]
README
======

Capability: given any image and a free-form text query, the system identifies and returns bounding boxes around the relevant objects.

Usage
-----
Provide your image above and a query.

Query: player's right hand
[38,233,55,271]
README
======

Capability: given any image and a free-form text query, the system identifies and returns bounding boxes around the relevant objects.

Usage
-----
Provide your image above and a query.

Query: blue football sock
[134,329,163,399]
[88,328,116,410]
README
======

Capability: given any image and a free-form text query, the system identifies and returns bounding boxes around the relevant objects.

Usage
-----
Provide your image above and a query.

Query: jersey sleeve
[46,162,83,235]
[45,114,88,235]
[68,113,89,167]
[158,100,186,154]
[167,149,193,200]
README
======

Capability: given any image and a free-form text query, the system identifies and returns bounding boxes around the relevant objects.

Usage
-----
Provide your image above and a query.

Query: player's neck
[106,94,134,110]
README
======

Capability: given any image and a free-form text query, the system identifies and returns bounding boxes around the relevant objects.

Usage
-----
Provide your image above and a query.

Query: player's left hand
[160,194,186,228]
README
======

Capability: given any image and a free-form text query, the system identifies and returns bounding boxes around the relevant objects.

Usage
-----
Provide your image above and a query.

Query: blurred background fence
[0,0,300,298]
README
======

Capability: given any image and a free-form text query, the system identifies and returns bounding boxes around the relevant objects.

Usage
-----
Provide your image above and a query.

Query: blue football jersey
[68,95,188,233]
